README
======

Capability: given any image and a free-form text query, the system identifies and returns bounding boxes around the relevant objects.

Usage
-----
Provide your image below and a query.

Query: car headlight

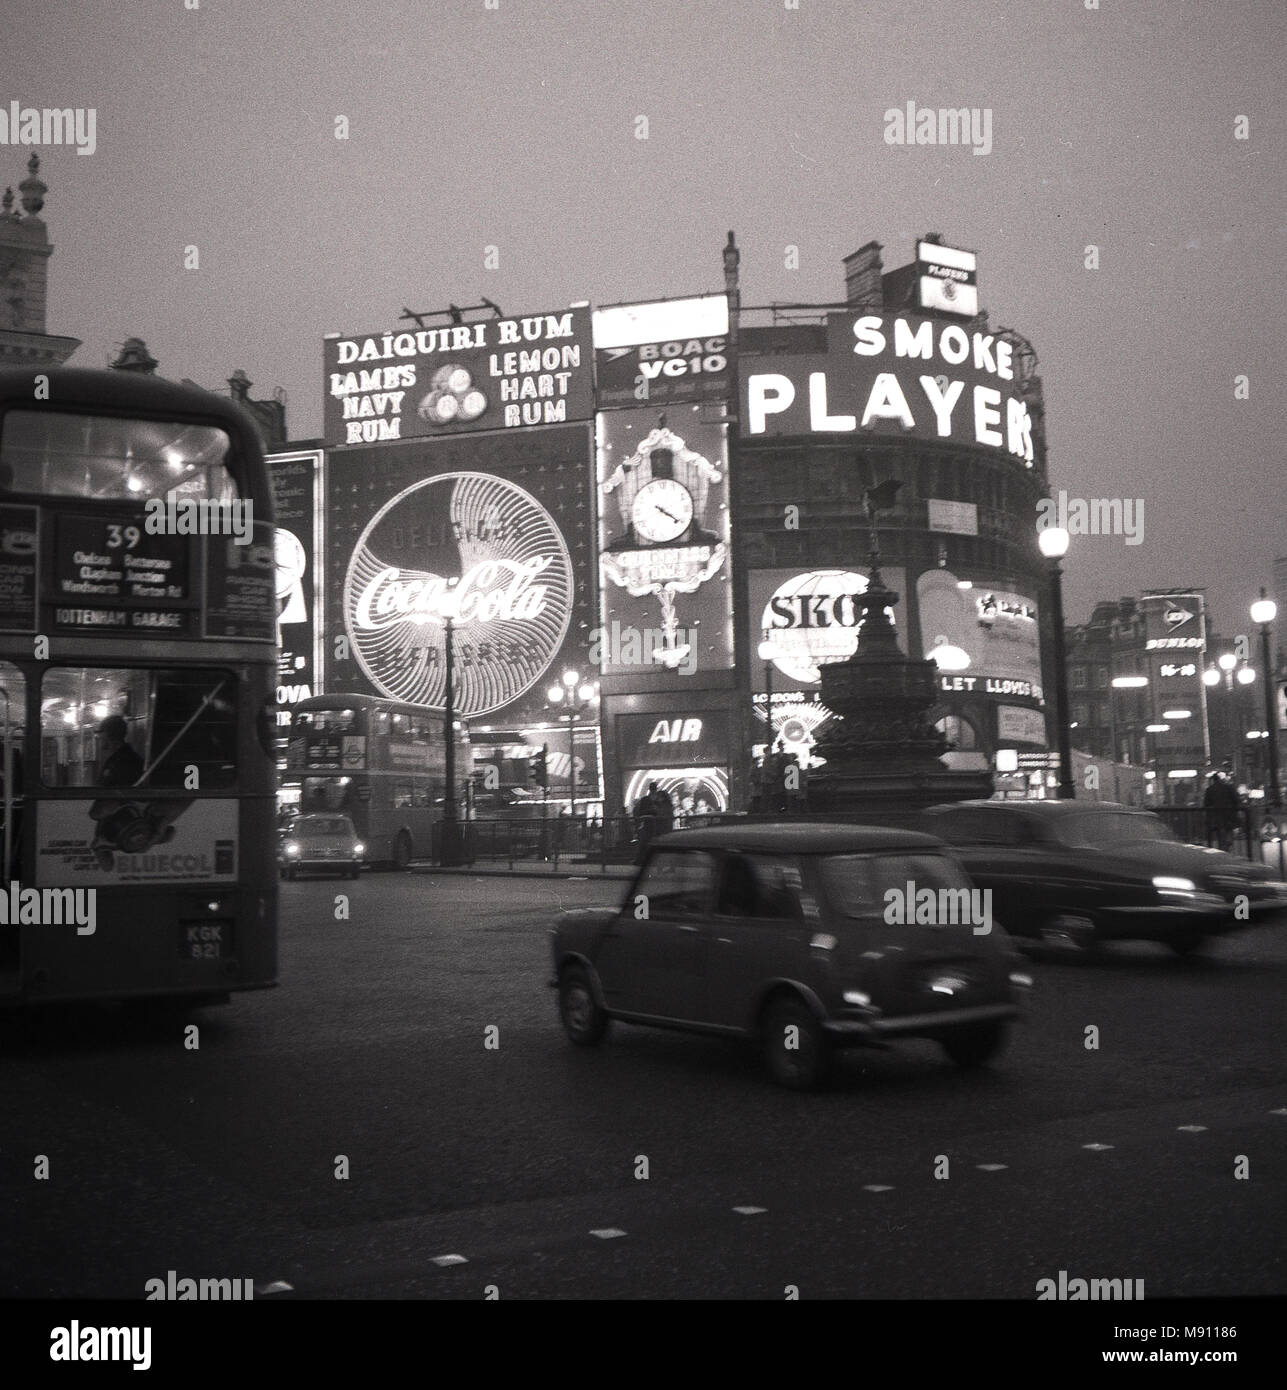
[1153,875,1197,895]
[353,844,365,857]
[285,842,301,856]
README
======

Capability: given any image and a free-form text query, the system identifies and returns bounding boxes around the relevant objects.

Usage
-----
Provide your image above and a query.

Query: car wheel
[558,965,608,1046]
[761,994,830,1091]
[348,866,360,880]
[1040,911,1100,954]
[1167,930,1207,956]
[940,1020,1009,1069]
[392,832,412,871]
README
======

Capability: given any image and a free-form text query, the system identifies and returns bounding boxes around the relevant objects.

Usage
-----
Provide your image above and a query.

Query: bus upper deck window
[1,410,239,501]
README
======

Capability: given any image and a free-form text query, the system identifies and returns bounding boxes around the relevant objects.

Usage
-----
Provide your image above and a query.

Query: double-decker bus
[0,366,279,1009]
[282,693,469,868]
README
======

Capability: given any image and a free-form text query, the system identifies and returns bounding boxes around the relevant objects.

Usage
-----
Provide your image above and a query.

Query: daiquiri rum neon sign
[343,472,573,716]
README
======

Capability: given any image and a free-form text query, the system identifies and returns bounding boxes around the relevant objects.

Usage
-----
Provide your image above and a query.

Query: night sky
[4,0,1282,633]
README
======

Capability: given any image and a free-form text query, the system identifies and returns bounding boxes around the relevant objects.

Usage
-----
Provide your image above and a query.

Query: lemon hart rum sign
[327,426,594,722]
[323,307,594,448]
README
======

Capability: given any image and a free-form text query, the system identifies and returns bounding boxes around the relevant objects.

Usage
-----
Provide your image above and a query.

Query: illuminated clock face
[631,477,694,544]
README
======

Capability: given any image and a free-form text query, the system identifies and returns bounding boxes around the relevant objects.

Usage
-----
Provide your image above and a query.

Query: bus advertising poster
[748,566,907,692]
[592,295,730,410]
[917,568,1043,701]
[0,502,39,631]
[203,520,278,642]
[596,402,732,677]
[35,798,238,886]
[740,309,1035,467]
[327,423,596,726]
[323,307,594,450]
[268,450,324,707]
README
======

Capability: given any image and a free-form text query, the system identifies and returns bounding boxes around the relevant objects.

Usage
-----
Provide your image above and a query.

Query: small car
[549,823,1029,1090]
[278,813,365,880]
[919,800,1287,955]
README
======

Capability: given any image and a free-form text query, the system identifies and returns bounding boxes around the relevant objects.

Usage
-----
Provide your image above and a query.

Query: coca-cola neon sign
[344,472,573,715]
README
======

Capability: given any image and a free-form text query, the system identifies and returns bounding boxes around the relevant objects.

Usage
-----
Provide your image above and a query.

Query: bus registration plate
[181,921,230,960]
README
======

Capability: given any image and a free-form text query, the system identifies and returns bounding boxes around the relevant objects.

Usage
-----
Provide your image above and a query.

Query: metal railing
[1150,804,1287,876]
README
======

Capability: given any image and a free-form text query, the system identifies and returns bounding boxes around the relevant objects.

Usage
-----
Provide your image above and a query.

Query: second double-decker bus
[0,366,279,1009]
[282,693,469,868]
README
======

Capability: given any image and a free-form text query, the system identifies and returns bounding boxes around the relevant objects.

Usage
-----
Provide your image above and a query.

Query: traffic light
[530,745,548,788]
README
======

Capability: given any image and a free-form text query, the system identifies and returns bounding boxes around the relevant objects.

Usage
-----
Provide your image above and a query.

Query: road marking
[256,1280,294,1294]
[976,1163,1007,1172]
[1082,1143,1114,1151]
[1177,1125,1207,1133]
[1270,1108,1287,1116]
[431,1253,468,1266]
[733,1206,767,1215]
[590,1228,627,1239]
[863,1184,894,1192]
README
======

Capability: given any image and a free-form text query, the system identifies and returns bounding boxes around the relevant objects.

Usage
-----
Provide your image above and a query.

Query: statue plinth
[807,569,992,821]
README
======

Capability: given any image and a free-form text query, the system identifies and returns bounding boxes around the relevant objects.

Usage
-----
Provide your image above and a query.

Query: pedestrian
[651,783,674,835]
[98,715,143,788]
[633,783,659,863]
[1203,769,1240,852]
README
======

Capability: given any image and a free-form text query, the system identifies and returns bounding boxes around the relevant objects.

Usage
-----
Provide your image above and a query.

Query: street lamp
[758,633,776,753]
[1250,590,1280,808]
[547,670,599,820]
[1038,525,1075,798]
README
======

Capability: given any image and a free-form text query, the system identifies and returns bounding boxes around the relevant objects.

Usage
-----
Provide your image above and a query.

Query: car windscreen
[1049,812,1177,850]
[819,852,973,919]
[296,817,352,836]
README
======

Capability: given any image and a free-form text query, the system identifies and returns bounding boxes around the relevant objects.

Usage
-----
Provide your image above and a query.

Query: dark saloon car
[549,823,1030,1090]
[920,800,1287,955]
[278,813,365,880]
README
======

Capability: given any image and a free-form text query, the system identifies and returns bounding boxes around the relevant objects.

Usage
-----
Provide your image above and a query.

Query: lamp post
[758,633,776,754]
[1251,590,1280,809]
[1038,526,1075,799]
[439,616,466,866]
[547,669,599,821]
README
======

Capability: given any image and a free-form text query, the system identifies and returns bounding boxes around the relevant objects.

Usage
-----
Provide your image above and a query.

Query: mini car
[920,800,1287,955]
[278,813,365,880]
[549,823,1030,1090]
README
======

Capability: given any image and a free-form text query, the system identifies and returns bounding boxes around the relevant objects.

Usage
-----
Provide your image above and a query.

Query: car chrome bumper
[823,1001,1020,1045]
